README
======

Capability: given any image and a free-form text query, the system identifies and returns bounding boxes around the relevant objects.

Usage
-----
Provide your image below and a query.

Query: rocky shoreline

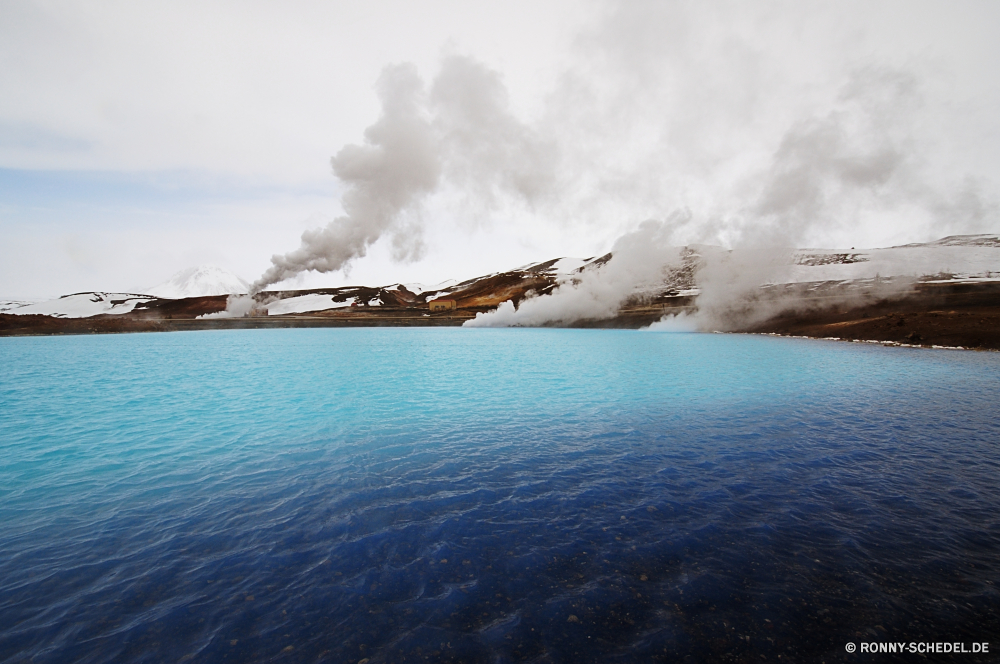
[2,281,997,351]
[740,281,1000,351]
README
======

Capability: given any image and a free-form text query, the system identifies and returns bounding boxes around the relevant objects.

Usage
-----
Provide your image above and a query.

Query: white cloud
[0,0,586,180]
[1,0,998,296]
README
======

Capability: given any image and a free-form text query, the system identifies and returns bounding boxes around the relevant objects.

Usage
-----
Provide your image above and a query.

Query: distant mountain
[146,265,249,299]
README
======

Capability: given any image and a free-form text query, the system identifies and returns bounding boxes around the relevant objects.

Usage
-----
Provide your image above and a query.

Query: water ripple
[1,329,999,662]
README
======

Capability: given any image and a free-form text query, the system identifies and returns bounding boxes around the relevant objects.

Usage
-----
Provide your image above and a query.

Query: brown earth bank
[740,281,1000,350]
[2,281,997,350]
[0,309,479,336]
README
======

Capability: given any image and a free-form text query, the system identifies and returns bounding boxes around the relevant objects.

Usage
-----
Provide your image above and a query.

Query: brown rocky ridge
[2,238,998,350]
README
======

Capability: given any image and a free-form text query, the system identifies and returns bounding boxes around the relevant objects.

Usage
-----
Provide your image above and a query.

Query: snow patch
[512,257,590,275]
[402,279,459,295]
[789,244,1000,283]
[0,300,38,313]
[266,294,340,316]
[549,257,590,275]
[10,293,153,318]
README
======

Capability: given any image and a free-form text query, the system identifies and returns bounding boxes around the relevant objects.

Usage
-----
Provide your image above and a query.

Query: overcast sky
[2,0,998,298]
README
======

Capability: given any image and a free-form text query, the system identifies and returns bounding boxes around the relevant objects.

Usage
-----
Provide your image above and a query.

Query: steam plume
[690,68,925,329]
[252,2,996,324]
[253,64,440,292]
[252,56,557,293]
[466,218,684,327]
[468,66,985,330]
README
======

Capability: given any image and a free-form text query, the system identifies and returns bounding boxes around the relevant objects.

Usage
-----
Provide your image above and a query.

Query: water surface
[1,329,998,663]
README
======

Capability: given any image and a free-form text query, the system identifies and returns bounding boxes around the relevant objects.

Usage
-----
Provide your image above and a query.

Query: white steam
[253,64,441,292]
[466,219,683,327]
[253,56,556,293]
[643,312,698,332]
[466,66,973,330]
[252,1,997,328]
[197,294,257,319]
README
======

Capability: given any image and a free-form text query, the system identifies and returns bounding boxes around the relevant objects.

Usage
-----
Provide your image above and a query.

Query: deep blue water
[1,329,998,663]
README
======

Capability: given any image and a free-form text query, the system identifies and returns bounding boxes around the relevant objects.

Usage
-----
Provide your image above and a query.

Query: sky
[1,0,998,298]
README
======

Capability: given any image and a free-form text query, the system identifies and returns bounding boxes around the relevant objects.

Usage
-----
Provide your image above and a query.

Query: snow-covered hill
[0,299,38,313]
[146,265,249,299]
[789,234,1000,284]
[8,293,154,318]
[2,265,248,318]
[5,236,997,319]
[250,237,998,316]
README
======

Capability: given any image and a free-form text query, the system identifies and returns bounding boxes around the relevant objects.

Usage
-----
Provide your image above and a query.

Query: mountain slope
[8,293,154,318]
[146,265,249,299]
[4,236,998,327]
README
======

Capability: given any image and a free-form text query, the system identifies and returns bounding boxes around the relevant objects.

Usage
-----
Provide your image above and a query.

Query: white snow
[146,265,249,299]
[0,299,38,313]
[266,294,341,315]
[513,257,590,275]
[9,293,154,318]
[790,243,1000,283]
[549,257,590,274]
[265,293,388,315]
[9,236,997,321]
[401,279,458,294]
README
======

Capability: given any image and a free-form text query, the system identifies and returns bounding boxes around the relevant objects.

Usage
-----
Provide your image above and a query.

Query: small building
[429,299,457,312]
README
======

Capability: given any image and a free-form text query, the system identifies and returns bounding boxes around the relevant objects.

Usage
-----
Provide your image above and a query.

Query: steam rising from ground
[467,66,989,329]
[253,64,440,291]
[467,219,684,327]
[198,294,256,319]
[252,56,556,293]
[644,312,698,333]
[253,2,997,327]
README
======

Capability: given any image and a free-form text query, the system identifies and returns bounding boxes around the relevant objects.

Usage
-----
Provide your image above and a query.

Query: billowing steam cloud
[468,67,953,329]
[251,1,996,329]
[253,64,440,292]
[689,67,924,330]
[252,56,557,293]
[467,217,686,327]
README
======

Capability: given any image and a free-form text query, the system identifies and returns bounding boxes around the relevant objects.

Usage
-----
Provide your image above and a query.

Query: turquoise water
[1,329,998,663]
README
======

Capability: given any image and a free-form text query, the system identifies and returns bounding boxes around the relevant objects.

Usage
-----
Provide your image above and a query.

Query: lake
[1,329,998,662]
